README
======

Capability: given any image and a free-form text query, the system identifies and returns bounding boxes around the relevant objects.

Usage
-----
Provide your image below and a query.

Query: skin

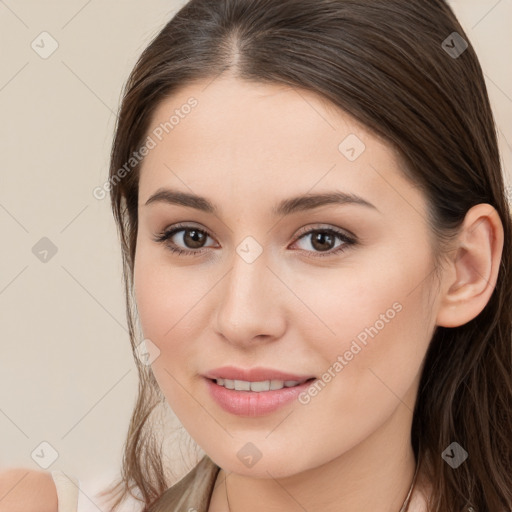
[133,74,503,512]
[0,468,57,512]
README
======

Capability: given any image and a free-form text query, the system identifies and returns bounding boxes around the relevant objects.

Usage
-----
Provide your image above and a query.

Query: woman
[37,0,512,511]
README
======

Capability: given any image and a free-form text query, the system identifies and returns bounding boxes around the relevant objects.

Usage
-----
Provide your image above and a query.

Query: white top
[50,470,144,512]
[50,471,79,512]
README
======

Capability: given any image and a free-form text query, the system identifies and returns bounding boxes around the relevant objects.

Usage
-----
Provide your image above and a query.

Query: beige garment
[148,455,221,512]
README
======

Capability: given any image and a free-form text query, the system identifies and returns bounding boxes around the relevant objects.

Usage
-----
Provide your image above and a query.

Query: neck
[213,386,425,512]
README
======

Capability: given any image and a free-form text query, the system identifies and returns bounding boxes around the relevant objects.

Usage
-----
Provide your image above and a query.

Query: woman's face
[134,75,440,477]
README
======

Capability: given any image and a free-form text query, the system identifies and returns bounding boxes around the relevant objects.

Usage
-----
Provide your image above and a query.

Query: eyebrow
[144,188,378,216]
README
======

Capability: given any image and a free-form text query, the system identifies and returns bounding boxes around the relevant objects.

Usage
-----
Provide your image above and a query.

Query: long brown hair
[99,1,512,510]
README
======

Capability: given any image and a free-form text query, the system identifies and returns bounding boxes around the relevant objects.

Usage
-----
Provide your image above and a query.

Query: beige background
[0,0,511,502]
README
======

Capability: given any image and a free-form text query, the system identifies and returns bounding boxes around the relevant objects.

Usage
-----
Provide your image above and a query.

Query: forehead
[138,75,422,220]
[143,75,376,167]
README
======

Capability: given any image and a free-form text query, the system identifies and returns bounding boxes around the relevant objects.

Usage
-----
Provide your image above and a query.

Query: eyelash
[153,222,357,259]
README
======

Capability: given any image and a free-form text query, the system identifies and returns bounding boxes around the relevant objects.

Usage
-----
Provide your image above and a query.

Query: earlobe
[436,204,504,328]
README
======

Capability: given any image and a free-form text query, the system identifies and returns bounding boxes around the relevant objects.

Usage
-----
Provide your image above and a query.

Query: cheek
[134,244,197,339]
[295,243,435,413]
[293,248,433,348]
[133,262,169,341]
[133,257,192,407]
[133,248,212,383]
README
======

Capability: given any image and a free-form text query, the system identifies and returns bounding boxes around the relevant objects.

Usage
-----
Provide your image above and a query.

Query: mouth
[204,376,318,416]
[203,366,316,385]
[207,376,316,392]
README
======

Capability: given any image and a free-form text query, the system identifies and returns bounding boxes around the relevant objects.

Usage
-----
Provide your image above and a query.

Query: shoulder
[0,467,58,512]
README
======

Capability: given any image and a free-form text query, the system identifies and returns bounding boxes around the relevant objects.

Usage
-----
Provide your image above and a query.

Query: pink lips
[203,366,317,417]
[203,366,315,383]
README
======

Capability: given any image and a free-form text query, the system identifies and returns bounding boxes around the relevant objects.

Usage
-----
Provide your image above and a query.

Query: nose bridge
[214,242,285,345]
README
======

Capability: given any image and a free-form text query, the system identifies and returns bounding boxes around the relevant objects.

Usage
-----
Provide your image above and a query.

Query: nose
[213,247,287,348]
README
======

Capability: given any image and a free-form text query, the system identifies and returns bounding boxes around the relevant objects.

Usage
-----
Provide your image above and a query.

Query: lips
[204,376,318,416]
[203,366,316,383]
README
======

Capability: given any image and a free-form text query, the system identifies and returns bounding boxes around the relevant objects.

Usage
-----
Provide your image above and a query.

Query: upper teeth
[215,378,303,392]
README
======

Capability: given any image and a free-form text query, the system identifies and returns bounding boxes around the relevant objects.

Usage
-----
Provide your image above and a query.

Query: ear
[436,203,504,328]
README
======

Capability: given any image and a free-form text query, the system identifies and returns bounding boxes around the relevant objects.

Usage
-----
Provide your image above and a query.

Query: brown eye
[309,230,337,252]
[153,223,216,257]
[291,226,356,258]
[181,228,208,249]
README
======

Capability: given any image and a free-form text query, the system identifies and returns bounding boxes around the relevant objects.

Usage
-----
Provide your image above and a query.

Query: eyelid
[293,223,356,242]
[155,222,355,242]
